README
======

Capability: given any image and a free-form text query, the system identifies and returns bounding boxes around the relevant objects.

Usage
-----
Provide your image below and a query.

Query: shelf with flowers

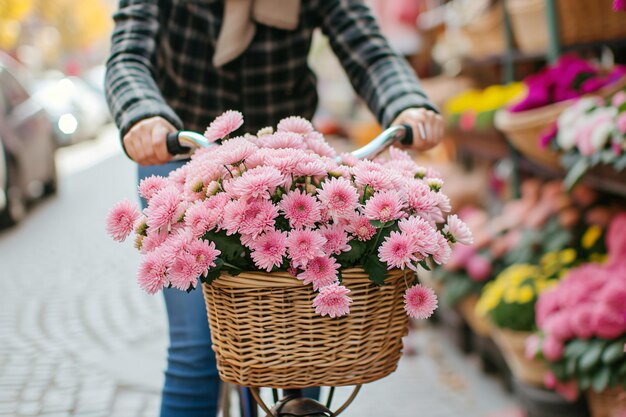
[106,112,474,388]
[495,55,626,168]
[444,83,525,161]
[528,214,626,417]
[541,88,626,195]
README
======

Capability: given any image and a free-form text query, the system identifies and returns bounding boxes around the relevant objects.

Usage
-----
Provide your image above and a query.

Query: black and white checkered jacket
[105,0,437,142]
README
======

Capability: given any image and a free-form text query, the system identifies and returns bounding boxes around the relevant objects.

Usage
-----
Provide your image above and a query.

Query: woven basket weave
[202,268,409,388]
[587,386,626,417]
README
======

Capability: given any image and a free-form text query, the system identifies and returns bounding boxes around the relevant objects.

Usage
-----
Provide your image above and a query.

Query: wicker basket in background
[557,0,626,47]
[506,0,548,53]
[491,328,547,386]
[461,2,506,58]
[587,386,626,417]
[202,268,409,389]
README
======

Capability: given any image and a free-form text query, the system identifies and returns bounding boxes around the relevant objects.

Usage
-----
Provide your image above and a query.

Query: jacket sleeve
[317,0,438,127]
[105,0,183,144]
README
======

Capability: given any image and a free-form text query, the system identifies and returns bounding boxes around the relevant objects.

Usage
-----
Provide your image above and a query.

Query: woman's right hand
[123,116,177,165]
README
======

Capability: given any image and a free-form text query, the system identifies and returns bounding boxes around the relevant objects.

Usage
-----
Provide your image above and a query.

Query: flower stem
[223,261,242,270]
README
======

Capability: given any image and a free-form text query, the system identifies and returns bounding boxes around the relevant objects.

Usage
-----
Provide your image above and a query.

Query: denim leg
[138,161,221,417]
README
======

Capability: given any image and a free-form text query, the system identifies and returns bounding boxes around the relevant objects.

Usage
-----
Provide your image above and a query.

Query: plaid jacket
[105,0,437,141]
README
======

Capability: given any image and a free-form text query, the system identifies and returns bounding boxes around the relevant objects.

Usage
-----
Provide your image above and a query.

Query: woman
[105,1,444,415]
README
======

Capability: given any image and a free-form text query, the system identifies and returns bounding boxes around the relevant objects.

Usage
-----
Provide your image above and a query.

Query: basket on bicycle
[107,112,473,392]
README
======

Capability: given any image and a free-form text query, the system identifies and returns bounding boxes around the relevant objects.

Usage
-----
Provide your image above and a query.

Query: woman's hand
[391,108,444,152]
[123,116,177,166]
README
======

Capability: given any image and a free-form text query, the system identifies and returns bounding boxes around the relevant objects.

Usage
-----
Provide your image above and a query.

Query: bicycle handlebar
[166,123,414,160]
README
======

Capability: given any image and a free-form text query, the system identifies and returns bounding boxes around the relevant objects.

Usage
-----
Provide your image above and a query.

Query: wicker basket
[457,294,492,337]
[495,100,567,168]
[557,0,626,47]
[461,2,506,58]
[491,328,547,386]
[587,386,626,417]
[202,268,409,389]
[506,0,548,52]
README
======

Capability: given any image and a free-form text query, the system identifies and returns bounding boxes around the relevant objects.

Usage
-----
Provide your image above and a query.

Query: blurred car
[31,72,109,146]
[0,57,57,228]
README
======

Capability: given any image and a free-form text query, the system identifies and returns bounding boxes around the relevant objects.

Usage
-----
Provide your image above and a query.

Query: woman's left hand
[391,108,444,152]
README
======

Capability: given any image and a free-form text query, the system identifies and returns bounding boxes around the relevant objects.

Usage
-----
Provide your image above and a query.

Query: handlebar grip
[399,123,413,146]
[166,132,191,155]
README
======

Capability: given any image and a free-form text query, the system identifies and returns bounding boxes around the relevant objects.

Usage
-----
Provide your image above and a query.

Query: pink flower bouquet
[107,112,473,319]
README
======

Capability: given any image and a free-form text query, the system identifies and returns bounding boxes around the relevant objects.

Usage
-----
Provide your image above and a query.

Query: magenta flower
[298,256,340,290]
[364,190,406,223]
[542,335,564,361]
[204,110,244,142]
[404,284,438,319]
[137,249,170,294]
[312,283,352,318]
[378,231,420,271]
[569,303,595,339]
[317,177,359,218]
[319,223,351,255]
[442,214,474,245]
[346,215,377,241]
[277,116,314,135]
[250,230,288,272]
[592,304,626,339]
[139,175,168,200]
[279,189,322,229]
[106,199,141,242]
[286,229,326,268]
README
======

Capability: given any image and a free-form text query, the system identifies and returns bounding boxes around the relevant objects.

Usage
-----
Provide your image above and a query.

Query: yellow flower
[517,286,535,304]
[540,251,559,267]
[582,225,603,249]
[504,287,519,304]
[558,249,577,265]
[589,253,608,264]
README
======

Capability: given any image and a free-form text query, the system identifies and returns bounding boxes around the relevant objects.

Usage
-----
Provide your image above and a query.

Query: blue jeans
[138,160,221,417]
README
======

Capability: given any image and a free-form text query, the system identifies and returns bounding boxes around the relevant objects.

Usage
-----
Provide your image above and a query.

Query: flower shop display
[495,56,626,167]
[444,83,525,131]
[530,214,626,416]
[107,112,473,388]
[543,90,626,189]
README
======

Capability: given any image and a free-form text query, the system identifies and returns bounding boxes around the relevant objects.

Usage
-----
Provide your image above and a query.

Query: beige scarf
[213,0,301,67]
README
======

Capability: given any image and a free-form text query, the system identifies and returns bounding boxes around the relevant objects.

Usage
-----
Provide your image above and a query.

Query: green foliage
[362,254,388,286]
[335,240,367,267]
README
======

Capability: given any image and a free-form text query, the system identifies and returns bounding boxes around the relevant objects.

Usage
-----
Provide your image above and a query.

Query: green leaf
[618,359,626,376]
[551,361,568,381]
[579,340,606,373]
[335,240,367,266]
[363,254,388,285]
[602,340,626,365]
[601,149,617,164]
[579,373,591,390]
[564,158,591,190]
[566,356,578,376]
[202,258,224,285]
[564,339,590,359]
[419,260,431,271]
[369,220,386,228]
[615,153,626,171]
[591,367,611,392]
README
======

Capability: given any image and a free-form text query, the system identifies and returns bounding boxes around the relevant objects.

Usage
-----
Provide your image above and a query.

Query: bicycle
[166,123,415,417]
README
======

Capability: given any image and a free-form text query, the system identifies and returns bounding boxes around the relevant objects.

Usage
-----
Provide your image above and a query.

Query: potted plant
[530,214,626,417]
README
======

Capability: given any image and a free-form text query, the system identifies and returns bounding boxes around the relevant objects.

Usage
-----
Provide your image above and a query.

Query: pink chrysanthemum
[258,131,307,150]
[222,199,279,238]
[317,177,359,218]
[106,199,141,242]
[346,215,377,241]
[168,251,202,291]
[443,214,474,245]
[187,239,220,273]
[298,256,340,290]
[279,189,321,229]
[216,136,258,165]
[354,169,393,192]
[141,229,169,254]
[167,165,189,192]
[277,116,314,135]
[250,230,288,272]
[404,284,438,319]
[432,232,452,265]
[292,160,327,177]
[339,152,360,167]
[364,190,406,223]
[312,283,352,318]
[204,110,244,142]
[286,229,326,268]
[304,135,337,158]
[139,175,168,200]
[229,166,284,200]
[398,216,440,257]
[185,201,216,238]
[378,231,420,271]
[388,146,413,161]
[384,160,420,178]
[137,249,170,294]
[144,187,185,230]
[319,223,351,255]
